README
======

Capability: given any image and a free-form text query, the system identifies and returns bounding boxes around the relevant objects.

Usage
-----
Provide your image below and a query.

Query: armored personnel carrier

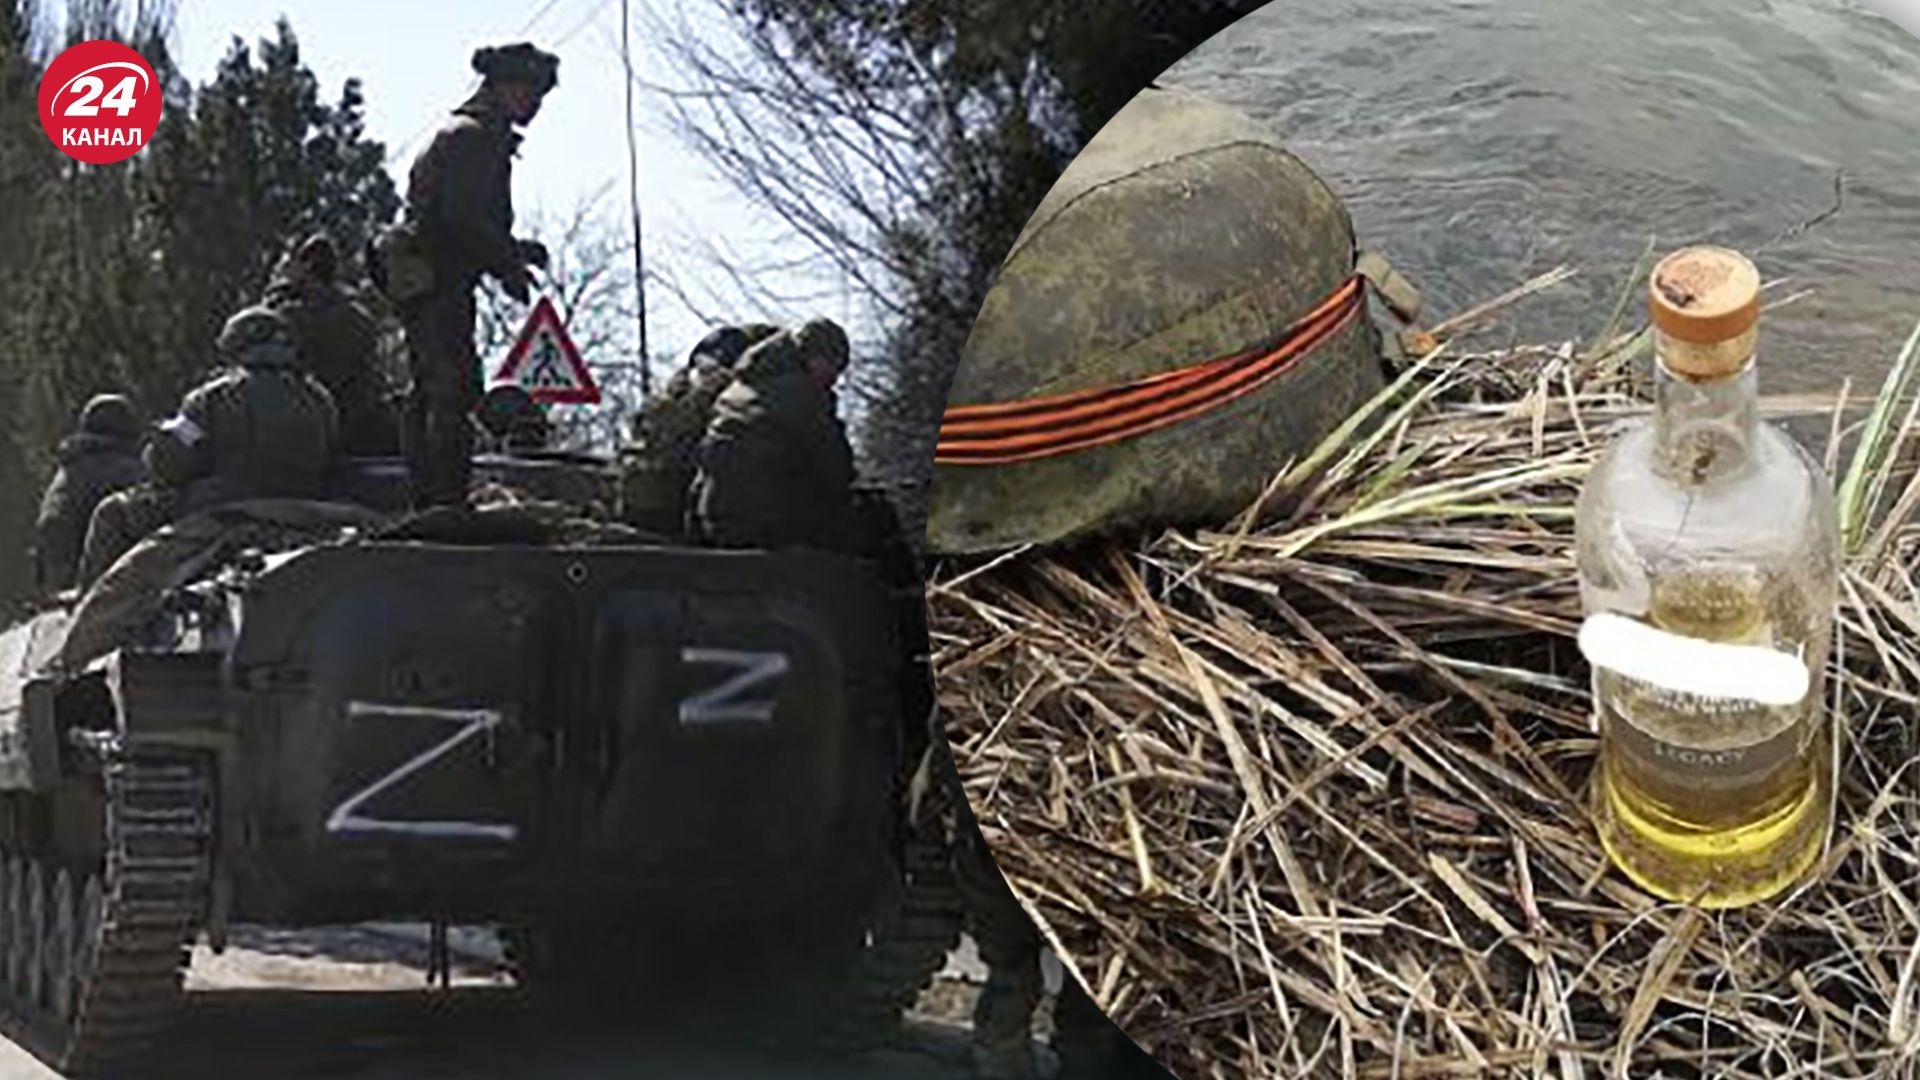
[0,442,960,1073]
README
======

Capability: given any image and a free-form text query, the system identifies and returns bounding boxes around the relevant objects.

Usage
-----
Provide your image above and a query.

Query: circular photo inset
[927,2,1920,1076]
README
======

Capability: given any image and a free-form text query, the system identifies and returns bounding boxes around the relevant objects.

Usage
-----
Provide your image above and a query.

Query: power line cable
[516,0,572,35]
[554,0,617,50]
[618,0,650,395]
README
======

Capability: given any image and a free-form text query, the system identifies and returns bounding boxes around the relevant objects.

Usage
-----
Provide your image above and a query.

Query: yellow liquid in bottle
[1590,572,1830,908]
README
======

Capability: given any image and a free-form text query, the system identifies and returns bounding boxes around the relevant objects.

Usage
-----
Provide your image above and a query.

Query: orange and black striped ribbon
[934,275,1366,466]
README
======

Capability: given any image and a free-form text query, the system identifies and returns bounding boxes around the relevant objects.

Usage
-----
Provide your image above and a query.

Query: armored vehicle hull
[0,512,952,1072]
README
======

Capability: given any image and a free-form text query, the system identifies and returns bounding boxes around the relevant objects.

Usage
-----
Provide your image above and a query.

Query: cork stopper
[1650,247,1761,380]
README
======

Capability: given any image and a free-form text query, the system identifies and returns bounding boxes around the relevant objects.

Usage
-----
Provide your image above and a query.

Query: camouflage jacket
[404,96,520,286]
[693,336,857,550]
[148,361,338,508]
[263,275,389,453]
[35,432,146,592]
[631,358,733,466]
[620,325,782,533]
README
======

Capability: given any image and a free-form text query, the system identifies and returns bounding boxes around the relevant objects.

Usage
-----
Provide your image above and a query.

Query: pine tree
[0,9,398,608]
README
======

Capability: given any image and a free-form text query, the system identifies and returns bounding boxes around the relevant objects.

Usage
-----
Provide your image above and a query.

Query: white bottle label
[1577,612,1809,708]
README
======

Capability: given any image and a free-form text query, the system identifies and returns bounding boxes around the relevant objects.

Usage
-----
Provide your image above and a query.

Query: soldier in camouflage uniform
[617,322,779,536]
[692,319,859,551]
[383,43,558,507]
[78,308,338,587]
[34,395,147,593]
[934,744,1167,1079]
[263,233,396,456]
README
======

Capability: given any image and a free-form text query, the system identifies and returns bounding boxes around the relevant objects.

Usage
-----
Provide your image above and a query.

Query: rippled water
[1163,0,1920,392]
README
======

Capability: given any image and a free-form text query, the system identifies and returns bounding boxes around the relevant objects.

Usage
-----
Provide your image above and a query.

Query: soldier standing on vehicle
[33,394,147,593]
[618,322,779,535]
[692,319,858,551]
[377,43,558,508]
[263,232,395,456]
[78,308,338,586]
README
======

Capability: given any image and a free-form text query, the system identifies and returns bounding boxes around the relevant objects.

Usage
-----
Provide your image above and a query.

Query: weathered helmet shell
[927,86,1385,553]
[79,394,139,441]
[217,305,298,366]
[472,43,560,93]
[480,382,543,443]
[690,326,750,368]
[795,318,851,377]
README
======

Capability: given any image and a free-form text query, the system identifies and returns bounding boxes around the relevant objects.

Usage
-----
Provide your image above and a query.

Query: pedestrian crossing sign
[494,296,601,404]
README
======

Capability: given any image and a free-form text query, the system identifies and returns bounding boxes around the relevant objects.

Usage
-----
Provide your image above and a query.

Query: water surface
[1163,0,1920,392]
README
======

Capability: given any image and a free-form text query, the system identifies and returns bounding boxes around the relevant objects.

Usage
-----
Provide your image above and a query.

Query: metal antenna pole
[619,0,650,398]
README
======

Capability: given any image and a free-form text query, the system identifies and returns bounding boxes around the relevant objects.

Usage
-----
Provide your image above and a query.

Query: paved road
[0,928,990,1079]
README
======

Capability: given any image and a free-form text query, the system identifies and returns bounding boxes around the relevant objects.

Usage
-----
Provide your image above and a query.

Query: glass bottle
[1575,246,1839,908]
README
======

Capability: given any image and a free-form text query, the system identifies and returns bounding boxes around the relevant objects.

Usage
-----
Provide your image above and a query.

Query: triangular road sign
[493,296,601,404]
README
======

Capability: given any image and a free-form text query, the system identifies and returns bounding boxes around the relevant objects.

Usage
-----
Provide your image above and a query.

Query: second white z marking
[326,702,518,841]
[679,648,790,726]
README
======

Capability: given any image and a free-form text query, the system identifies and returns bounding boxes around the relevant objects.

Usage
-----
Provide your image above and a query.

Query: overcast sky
[167,0,864,366]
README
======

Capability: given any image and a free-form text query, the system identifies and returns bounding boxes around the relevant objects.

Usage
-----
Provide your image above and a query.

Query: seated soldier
[34,394,147,593]
[618,322,779,536]
[263,233,396,455]
[691,319,857,551]
[78,307,338,587]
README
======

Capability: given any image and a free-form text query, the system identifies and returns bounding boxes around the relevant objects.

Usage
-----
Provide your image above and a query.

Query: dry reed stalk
[928,274,1920,1080]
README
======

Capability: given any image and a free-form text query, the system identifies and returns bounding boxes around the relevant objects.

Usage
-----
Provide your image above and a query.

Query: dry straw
[929,259,1920,1079]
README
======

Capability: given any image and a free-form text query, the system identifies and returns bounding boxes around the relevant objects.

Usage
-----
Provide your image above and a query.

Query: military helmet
[690,322,782,370]
[217,305,299,367]
[293,233,338,281]
[479,382,550,449]
[268,232,338,292]
[473,43,560,93]
[926,86,1388,554]
[689,326,750,370]
[794,319,851,377]
[78,394,139,441]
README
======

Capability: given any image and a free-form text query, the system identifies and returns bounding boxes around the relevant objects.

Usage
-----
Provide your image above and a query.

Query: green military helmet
[78,394,139,442]
[689,326,750,369]
[479,382,551,452]
[740,323,781,349]
[794,319,851,381]
[926,86,1390,554]
[472,43,560,94]
[689,323,770,369]
[217,306,299,368]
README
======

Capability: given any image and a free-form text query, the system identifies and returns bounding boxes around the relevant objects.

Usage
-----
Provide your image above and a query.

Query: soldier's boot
[972,954,1042,1080]
[1051,978,1164,1078]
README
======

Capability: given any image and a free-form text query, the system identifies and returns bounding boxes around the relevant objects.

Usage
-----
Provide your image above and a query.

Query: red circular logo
[37,40,162,165]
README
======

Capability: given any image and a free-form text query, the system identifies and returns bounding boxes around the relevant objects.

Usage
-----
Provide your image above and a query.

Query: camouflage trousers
[399,285,480,508]
[950,786,1155,1077]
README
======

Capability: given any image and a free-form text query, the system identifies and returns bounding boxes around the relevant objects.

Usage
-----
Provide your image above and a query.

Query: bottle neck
[1653,348,1759,486]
